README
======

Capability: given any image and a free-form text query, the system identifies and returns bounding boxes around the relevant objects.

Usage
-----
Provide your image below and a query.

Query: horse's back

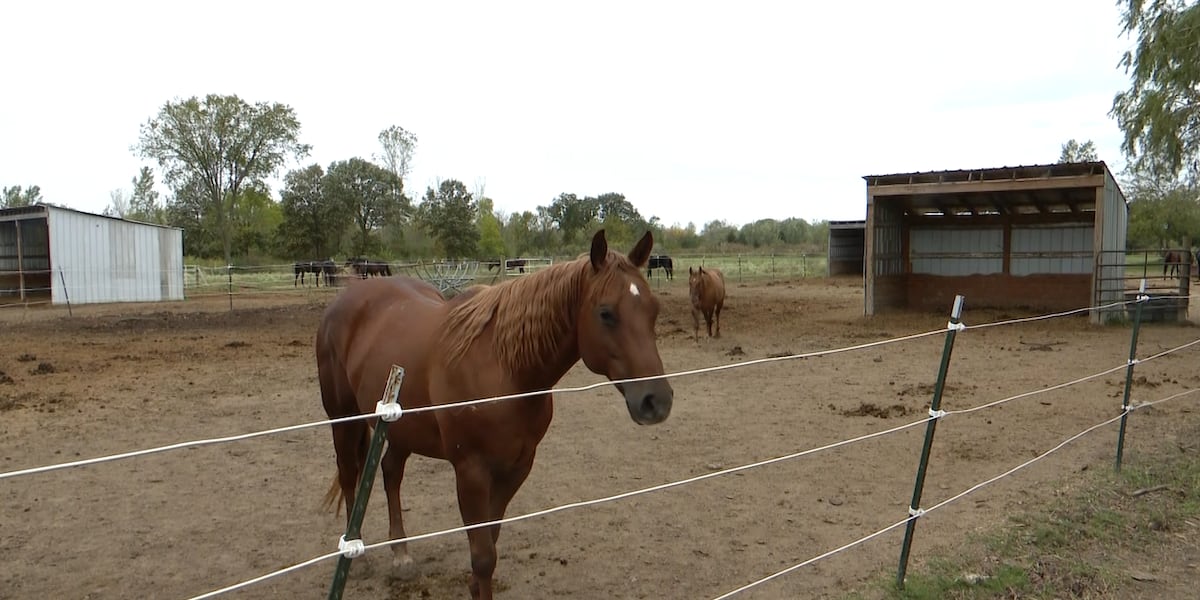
[317,275,447,413]
[692,268,725,309]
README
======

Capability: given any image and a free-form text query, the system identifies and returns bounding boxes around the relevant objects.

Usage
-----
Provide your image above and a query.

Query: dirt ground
[2,274,1199,600]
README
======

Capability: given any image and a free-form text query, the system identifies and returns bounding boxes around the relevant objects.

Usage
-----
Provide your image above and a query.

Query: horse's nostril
[641,393,656,414]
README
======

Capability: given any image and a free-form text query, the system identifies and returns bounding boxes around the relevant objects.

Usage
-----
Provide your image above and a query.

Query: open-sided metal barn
[0,204,184,306]
[827,220,865,276]
[862,162,1129,323]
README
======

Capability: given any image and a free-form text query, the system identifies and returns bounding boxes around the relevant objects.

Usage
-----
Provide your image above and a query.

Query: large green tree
[229,184,283,258]
[277,164,347,259]
[129,166,166,224]
[418,179,479,258]
[1059,139,1099,163]
[476,197,506,257]
[133,94,310,263]
[324,157,405,258]
[1112,1,1200,180]
[545,193,599,245]
[2,185,42,208]
[376,125,417,199]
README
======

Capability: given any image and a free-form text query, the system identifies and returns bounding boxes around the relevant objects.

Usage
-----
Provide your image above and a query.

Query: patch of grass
[850,431,1200,600]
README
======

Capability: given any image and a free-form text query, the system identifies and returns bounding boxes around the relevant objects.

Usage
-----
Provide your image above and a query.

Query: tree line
[3,94,830,264]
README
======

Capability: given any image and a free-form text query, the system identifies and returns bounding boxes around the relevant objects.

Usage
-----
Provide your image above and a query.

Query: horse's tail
[321,472,344,515]
[320,420,374,517]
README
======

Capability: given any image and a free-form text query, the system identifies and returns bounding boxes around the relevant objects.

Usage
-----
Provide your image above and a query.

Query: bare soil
[2,275,1199,599]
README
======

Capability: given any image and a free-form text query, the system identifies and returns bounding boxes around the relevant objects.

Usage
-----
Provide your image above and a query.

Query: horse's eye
[598,306,618,328]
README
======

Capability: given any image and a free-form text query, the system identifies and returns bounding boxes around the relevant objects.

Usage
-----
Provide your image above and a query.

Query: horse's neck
[496,266,586,388]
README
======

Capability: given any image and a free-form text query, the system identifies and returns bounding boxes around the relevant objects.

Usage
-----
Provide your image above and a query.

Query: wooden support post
[13,220,27,303]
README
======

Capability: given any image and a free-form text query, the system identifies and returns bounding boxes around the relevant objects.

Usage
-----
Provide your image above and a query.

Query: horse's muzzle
[618,378,674,425]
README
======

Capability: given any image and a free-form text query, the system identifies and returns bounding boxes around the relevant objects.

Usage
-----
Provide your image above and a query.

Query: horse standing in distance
[316,229,673,600]
[345,257,393,279]
[1162,249,1185,279]
[294,259,338,287]
[486,258,528,274]
[647,255,673,280]
[688,265,726,340]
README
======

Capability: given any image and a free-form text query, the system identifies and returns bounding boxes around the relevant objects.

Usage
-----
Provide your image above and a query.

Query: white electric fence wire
[709,386,1200,599]
[188,414,940,600]
[962,298,1127,329]
[191,354,1200,599]
[948,335,1200,417]
[0,327,948,481]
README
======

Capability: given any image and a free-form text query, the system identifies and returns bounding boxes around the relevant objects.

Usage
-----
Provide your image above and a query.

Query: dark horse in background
[316,230,673,599]
[486,258,527,274]
[647,254,673,280]
[1162,249,1186,279]
[294,259,338,287]
[345,257,393,279]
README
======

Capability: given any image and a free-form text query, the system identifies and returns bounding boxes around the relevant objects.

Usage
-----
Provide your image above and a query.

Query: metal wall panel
[46,206,184,305]
[1010,225,1093,275]
[873,204,904,276]
[0,221,18,272]
[910,227,1003,275]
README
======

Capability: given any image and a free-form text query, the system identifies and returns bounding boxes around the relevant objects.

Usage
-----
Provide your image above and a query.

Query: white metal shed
[0,204,184,306]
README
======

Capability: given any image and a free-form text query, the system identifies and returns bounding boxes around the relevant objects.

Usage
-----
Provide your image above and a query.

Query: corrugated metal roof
[0,203,182,230]
[863,161,1110,186]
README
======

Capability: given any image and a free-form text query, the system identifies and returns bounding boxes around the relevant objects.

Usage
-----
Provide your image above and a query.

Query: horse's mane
[441,252,634,373]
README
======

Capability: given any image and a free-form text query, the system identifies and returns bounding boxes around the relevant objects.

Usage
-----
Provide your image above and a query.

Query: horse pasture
[2,276,1199,599]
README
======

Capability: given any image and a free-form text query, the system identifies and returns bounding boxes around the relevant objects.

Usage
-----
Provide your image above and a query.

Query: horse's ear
[628,230,653,268]
[590,229,608,271]
[689,266,695,275]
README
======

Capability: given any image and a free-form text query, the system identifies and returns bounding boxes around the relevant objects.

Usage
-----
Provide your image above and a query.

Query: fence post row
[1115,279,1148,472]
[327,365,406,600]
[896,294,965,589]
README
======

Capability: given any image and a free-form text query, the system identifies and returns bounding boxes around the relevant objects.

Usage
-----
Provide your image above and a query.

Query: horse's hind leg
[381,446,417,578]
[328,420,369,519]
[714,301,723,338]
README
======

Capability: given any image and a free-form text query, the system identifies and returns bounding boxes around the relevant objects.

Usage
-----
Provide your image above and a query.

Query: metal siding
[1096,172,1129,310]
[873,203,904,276]
[159,228,184,300]
[0,221,15,272]
[1010,225,1093,275]
[910,227,1003,275]
[45,207,183,305]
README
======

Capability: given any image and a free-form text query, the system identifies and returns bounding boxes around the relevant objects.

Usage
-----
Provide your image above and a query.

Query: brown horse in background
[688,266,726,340]
[315,229,674,600]
[1163,249,1184,279]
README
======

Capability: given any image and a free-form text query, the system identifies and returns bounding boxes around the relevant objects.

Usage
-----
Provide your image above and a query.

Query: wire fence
[0,254,831,312]
[1,288,1197,599]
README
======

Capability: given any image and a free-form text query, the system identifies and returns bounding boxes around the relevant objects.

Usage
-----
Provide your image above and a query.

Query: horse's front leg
[381,447,417,578]
[691,306,702,340]
[487,454,535,546]
[454,459,499,600]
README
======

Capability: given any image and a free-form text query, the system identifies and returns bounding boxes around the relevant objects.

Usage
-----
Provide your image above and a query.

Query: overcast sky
[1,1,1135,228]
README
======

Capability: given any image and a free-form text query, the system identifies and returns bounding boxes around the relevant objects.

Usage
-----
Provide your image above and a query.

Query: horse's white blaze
[629,282,640,297]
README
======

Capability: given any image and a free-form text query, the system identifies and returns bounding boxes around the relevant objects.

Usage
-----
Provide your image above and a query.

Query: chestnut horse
[688,265,726,339]
[316,229,674,599]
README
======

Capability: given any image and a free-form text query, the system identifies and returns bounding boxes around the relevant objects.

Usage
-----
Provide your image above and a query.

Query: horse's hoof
[391,554,418,580]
